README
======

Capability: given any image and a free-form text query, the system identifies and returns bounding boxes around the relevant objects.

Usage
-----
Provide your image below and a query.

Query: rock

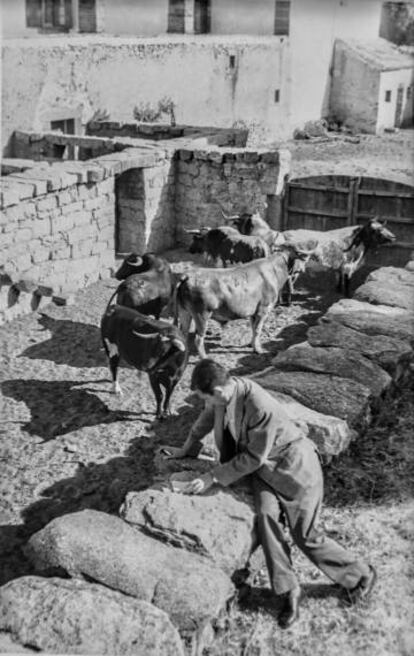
[0,576,184,656]
[25,510,234,634]
[120,486,256,576]
[365,267,414,287]
[272,342,391,399]
[323,299,414,344]
[260,390,356,457]
[353,271,414,311]
[405,260,414,272]
[307,321,412,380]
[251,368,371,430]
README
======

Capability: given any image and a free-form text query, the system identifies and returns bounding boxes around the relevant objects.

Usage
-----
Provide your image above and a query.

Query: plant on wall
[133,96,176,125]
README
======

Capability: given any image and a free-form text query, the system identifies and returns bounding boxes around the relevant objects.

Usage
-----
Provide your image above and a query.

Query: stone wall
[116,157,177,254]
[175,147,290,239]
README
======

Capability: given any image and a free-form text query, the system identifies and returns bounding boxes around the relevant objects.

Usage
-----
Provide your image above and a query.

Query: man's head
[191,358,234,404]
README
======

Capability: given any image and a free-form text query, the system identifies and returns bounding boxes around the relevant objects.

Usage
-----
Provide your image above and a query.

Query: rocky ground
[1,247,413,655]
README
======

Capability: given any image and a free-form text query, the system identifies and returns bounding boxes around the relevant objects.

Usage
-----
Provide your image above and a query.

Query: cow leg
[103,338,122,395]
[343,274,351,297]
[148,373,164,420]
[250,307,271,354]
[336,270,344,293]
[194,312,211,359]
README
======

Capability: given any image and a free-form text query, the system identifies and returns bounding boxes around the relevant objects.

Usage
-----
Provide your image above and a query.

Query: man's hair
[191,358,230,395]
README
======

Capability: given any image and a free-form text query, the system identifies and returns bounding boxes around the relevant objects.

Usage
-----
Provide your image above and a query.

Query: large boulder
[307,321,412,380]
[272,342,391,399]
[262,390,355,457]
[0,576,184,656]
[365,267,414,287]
[25,510,234,634]
[353,274,414,311]
[252,368,372,430]
[120,486,256,575]
[323,299,414,344]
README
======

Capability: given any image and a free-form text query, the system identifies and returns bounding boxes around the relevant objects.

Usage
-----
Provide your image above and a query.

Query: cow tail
[105,282,124,314]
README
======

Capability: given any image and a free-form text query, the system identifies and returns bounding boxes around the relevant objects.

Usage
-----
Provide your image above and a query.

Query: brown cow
[175,244,314,357]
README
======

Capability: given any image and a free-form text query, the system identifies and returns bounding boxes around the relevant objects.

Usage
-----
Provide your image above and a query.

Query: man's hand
[159,446,188,459]
[182,472,215,495]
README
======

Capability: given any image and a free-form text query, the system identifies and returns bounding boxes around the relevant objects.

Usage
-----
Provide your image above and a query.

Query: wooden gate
[282,175,414,265]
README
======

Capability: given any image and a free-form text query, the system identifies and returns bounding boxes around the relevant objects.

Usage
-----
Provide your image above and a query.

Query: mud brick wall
[175,147,291,242]
[0,160,116,321]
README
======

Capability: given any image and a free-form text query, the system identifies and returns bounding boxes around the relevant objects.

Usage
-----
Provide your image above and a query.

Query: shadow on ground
[20,314,106,368]
[1,379,142,441]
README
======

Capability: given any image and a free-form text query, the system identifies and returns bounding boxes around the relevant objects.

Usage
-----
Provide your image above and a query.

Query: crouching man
[163,358,377,629]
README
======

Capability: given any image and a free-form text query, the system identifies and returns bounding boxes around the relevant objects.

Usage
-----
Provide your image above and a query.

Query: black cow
[101,305,188,419]
[186,226,270,266]
[115,252,169,280]
[109,253,174,319]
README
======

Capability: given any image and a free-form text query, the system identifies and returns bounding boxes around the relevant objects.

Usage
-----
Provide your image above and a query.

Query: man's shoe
[347,565,377,604]
[278,587,301,629]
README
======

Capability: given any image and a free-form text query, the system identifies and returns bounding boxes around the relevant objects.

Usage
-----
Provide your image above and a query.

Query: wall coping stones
[1,158,37,175]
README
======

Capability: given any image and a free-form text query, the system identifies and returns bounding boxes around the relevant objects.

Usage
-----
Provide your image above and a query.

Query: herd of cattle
[101,212,396,419]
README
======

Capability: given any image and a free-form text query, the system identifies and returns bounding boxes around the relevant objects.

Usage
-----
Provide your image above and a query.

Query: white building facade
[1,0,386,152]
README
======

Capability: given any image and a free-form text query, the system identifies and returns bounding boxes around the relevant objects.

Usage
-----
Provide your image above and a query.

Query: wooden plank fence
[282,175,414,266]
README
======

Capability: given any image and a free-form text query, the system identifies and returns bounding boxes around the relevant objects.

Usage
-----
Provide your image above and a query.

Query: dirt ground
[280,127,414,183]
[1,247,413,655]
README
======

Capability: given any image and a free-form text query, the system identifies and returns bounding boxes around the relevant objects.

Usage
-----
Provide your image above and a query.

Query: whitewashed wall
[289,0,383,131]
[377,69,414,131]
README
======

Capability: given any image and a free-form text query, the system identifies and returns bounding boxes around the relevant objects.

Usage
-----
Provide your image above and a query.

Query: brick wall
[0,159,116,323]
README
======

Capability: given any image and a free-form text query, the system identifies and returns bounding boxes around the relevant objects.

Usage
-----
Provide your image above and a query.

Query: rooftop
[338,37,414,71]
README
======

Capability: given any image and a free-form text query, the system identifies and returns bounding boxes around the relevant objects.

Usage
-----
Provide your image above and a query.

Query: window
[274,1,290,36]
[194,0,211,34]
[26,0,72,31]
[407,86,412,99]
[385,90,392,102]
[274,89,280,103]
[229,55,236,69]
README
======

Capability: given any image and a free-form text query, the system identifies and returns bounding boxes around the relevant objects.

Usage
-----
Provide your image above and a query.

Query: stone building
[330,38,414,133]
[1,0,385,150]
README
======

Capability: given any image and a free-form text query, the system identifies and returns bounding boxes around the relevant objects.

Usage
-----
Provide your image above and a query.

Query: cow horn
[132,330,160,339]
[220,208,239,221]
[172,337,186,351]
[184,228,202,234]
[128,256,143,267]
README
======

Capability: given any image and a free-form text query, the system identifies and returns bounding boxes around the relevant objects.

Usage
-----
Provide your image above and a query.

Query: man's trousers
[252,436,371,595]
